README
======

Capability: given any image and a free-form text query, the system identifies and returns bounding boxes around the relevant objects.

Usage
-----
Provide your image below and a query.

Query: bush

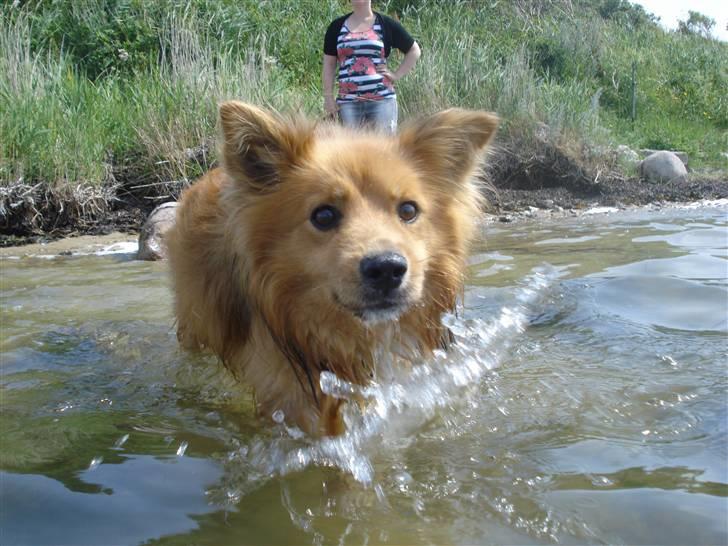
[531,37,568,80]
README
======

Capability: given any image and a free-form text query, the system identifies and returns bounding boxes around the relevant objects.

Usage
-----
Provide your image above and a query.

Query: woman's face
[351,0,372,9]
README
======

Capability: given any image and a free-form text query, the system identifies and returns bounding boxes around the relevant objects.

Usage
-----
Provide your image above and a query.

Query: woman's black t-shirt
[323,12,415,58]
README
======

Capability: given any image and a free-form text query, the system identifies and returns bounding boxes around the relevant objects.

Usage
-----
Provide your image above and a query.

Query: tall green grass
[1,0,726,192]
[0,7,311,189]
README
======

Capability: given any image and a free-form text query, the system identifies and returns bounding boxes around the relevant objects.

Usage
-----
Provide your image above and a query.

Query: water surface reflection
[1,204,726,545]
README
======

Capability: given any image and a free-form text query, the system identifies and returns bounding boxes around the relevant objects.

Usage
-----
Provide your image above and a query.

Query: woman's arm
[393,41,421,80]
[322,54,338,116]
[379,41,421,83]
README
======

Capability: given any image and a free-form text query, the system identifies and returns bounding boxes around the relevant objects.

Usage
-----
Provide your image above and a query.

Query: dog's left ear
[218,101,314,192]
[399,108,498,186]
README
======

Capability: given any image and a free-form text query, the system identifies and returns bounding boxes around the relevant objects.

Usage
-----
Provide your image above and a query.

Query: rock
[184,144,210,163]
[616,145,640,164]
[137,202,178,261]
[534,122,550,142]
[639,151,688,183]
[639,149,688,167]
[538,199,555,209]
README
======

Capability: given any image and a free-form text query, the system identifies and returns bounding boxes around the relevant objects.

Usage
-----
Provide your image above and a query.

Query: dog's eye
[398,201,419,223]
[311,205,341,231]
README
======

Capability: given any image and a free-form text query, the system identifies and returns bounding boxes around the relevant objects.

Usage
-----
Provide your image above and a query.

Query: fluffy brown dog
[167,101,498,436]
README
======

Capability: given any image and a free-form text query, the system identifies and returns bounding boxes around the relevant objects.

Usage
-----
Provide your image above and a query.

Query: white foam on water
[94,241,139,256]
[176,441,189,457]
[678,198,728,210]
[212,266,561,507]
[584,206,619,215]
[87,456,103,471]
[0,240,138,259]
[113,434,129,449]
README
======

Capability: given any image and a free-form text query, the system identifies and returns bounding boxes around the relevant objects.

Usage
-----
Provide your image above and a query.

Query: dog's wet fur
[167,102,498,435]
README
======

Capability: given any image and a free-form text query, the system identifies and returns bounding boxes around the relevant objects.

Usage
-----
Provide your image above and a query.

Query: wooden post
[631,61,637,123]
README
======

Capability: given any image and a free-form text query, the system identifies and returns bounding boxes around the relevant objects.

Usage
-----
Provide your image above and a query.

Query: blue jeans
[338,98,398,134]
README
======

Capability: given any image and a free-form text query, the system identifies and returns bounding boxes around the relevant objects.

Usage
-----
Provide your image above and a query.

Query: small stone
[272,409,285,424]
[539,199,555,209]
[616,145,640,164]
[137,202,178,261]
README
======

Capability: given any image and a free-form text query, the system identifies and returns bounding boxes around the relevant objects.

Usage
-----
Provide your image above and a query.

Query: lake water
[1,203,726,545]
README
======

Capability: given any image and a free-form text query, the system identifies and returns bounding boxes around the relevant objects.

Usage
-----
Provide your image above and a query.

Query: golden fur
[167,101,498,435]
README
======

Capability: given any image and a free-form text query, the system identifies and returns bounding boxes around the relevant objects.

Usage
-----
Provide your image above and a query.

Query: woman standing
[323,0,421,133]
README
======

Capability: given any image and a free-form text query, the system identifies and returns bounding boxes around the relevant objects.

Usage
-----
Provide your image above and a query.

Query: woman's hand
[377,64,398,83]
[378,42,421,85]
[324,95,338,118]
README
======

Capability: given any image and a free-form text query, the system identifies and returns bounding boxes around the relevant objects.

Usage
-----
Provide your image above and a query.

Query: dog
[166,101,498,436]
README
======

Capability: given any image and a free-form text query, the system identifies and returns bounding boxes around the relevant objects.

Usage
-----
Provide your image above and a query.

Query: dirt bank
[2,147,726,247]
[488,176,728,213]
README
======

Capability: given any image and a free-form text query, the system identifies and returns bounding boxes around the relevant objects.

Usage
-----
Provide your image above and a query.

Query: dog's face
[218,102,497,332]
[271,140,431,324]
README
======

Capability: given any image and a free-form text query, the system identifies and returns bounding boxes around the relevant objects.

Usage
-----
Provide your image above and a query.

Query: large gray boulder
[639,151,688,183]
[639,149,688,167]
[137,202,178,261]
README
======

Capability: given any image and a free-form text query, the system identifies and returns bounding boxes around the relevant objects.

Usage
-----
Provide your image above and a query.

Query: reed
[1,0,725,193]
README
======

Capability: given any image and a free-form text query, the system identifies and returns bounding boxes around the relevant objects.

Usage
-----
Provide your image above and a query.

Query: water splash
[113,434,129,449]
[212,267,559,502]
[88,456,103,471]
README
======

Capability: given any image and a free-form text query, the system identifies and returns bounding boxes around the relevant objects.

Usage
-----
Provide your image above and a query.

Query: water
[1,204,726,545]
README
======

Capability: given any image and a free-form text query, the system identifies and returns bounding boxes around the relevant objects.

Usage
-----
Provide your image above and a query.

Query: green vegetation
[1,0,726,200]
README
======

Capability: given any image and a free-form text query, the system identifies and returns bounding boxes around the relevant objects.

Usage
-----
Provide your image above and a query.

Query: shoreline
[2,198,725,259]
[3,174,728,249]
[481,197,728,225]
[3,171,727,248]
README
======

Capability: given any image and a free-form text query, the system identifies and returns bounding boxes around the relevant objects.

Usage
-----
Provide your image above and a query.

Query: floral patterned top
[324,12,415,103]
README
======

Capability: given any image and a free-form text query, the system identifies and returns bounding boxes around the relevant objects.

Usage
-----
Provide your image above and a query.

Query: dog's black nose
[360,252,408,292]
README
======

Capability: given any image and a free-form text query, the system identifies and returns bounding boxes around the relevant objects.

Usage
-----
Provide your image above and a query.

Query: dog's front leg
[319,395,346,436]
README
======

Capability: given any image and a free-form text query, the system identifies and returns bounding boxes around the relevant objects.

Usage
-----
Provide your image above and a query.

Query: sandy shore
[0,232,138,258]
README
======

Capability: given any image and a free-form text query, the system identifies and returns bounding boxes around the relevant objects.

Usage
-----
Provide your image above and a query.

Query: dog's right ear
[399,108,499,189]
[218,101,314,192]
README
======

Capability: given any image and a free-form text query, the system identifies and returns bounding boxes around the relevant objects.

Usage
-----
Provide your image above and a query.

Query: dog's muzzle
[355,252,410,322]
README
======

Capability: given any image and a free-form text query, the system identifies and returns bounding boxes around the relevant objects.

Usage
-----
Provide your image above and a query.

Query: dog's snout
[360,252,408,291]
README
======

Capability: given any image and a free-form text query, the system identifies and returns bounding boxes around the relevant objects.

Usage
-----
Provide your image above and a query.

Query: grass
[0,0,726,201]
[0,8,309,191]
